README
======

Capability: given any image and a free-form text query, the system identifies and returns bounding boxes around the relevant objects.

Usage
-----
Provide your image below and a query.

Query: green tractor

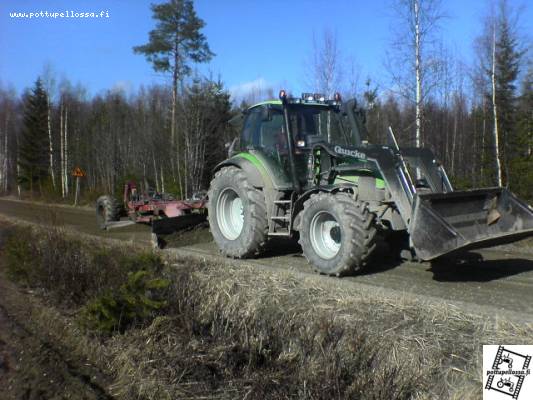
[207,91,533,276]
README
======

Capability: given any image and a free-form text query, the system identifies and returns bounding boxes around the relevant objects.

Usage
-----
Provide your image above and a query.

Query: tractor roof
[249,99,334,111]
[249,100,282,109]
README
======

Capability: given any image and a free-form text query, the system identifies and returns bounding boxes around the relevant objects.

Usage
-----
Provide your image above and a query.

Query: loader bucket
[409,188,533,260]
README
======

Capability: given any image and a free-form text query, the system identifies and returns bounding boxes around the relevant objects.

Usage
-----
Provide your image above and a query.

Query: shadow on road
[261,237,302,257]
[260,237,406,276]
[429,252,533,282]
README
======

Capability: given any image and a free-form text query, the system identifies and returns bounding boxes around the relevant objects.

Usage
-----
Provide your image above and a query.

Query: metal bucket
[409,188,533,260]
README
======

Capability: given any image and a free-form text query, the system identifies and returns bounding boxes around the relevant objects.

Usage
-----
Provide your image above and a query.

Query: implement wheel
[299,192,378,276]
[96,195,121,229]
[208,166,268,258]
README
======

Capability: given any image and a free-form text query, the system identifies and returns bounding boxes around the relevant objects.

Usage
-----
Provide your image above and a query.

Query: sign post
[71,167,86,206]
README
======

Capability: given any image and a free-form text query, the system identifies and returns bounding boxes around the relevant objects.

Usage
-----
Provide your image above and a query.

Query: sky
[0,0,531,101]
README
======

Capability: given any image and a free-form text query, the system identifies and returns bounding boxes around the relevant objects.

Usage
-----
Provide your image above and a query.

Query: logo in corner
[484,345,532,399]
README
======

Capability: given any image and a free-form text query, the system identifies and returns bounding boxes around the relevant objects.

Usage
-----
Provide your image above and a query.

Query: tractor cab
[233,93,374,192]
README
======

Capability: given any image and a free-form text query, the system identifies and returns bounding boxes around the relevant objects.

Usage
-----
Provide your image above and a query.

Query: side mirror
[226,137,238,158]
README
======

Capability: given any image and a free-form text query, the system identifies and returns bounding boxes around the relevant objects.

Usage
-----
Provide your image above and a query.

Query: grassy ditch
[1,224,531,399]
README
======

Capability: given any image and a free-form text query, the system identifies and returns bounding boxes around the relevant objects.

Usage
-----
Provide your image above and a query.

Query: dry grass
[4,224,162,307]
[1,222,531,399]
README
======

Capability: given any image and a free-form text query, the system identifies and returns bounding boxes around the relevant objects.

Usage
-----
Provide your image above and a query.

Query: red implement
[123,181,207,235]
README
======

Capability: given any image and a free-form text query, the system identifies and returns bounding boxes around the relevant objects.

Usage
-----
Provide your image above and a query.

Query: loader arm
[326,144,533,261]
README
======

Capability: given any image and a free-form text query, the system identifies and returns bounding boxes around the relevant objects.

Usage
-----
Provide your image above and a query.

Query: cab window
[253,108,285,153]
[241,108,262,149]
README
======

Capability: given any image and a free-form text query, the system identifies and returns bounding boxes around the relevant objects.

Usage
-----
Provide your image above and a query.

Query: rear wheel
[96,195,121,229]
[208,167,268,258]
[299,192,378,276]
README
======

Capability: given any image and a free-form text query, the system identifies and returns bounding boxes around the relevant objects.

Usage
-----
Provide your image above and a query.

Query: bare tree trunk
[13,107,20,197]
[152,152,160,193]
[491,24,503,187]
[60,103,65,197]
[16,163,21,198]
[64,105,69,196]
[414,0,423,148]
[172,40,183,197]
[160,165,165,193]
[451,109,457,176]
[47,97,56,190]
[171,76,177,150]
[42,65,57,191]
[481,98,486,183]
[472,107,478,186]
[0,112,8,193]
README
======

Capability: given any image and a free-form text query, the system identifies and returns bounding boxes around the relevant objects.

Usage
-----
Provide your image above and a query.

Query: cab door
[241,104,292,189]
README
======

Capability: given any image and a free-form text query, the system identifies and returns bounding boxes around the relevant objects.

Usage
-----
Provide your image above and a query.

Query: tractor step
[268,232,291,236]
[271,216,290,221]
[269,198,293,235]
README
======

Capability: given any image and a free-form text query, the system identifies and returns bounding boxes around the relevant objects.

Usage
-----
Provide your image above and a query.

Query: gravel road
[1,197,532,324]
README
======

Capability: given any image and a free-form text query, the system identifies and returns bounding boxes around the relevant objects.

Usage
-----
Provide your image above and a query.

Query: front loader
[207,91,533,275]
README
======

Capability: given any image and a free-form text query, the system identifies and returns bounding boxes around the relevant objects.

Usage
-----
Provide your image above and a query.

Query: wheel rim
[309,211,341,259]
[216,188,244,240]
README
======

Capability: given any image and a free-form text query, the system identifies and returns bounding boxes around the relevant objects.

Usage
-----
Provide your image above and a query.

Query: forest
[0,0,531,202]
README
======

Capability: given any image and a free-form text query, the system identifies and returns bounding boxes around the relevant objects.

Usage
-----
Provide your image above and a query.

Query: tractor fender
[213,157,269,189]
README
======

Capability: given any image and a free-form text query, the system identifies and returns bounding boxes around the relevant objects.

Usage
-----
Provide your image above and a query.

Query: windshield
[287,105,355,146]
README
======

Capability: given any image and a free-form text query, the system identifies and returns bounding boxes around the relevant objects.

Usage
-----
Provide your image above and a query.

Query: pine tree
[494,1,522,184]
[133,0,214,196]
[18,78,50,196]
[509,65,532,200]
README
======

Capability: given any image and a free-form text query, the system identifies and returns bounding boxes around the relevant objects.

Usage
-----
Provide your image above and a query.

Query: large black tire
[96,195,121,229]
[298,192,378,276]
[208,166,268,258]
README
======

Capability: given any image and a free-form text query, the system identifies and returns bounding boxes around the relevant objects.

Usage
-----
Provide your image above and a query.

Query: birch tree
[0,86,17,193]
[41,64,57,190]
[490,17,503,186]
[475,0,523,187]
[306,28,344,97]
[386,0,444,147]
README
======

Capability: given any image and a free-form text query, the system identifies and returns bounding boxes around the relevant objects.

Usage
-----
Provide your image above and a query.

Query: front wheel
[207,167,268,258]
[299,192,378,276]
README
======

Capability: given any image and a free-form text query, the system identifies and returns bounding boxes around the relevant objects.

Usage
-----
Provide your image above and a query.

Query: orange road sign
[72,167,86,177]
